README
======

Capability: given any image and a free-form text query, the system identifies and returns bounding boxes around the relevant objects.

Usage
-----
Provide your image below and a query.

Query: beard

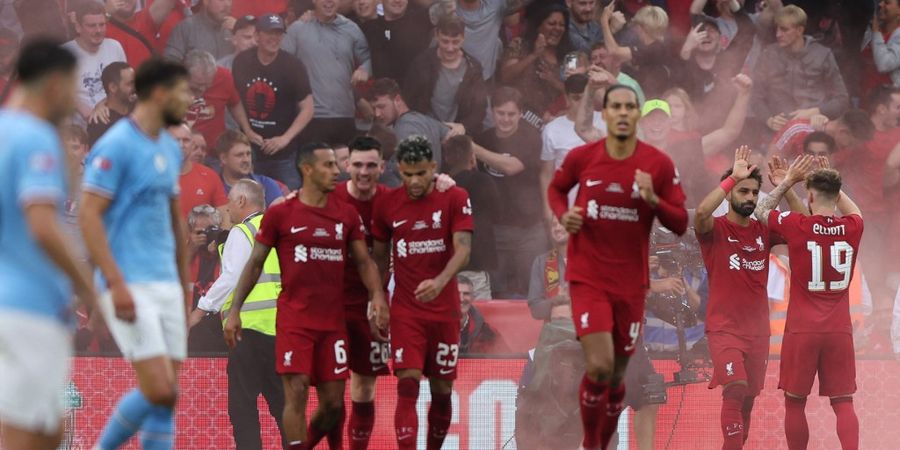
[162,109,184,127]
[732,200,756,217]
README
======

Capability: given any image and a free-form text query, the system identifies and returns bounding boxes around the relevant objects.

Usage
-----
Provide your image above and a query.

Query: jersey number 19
[806,241,853,292]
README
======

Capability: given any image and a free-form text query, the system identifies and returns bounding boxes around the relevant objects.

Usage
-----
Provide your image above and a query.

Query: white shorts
[99,282,187,361]
[0,310,72,434]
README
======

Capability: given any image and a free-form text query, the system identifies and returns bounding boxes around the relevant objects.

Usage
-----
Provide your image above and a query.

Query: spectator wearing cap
[872,0,900,88]
[165,0,236,61]
[0,27,17,104]
[567,0,603,53]
[752,5,849,131]
[232,13,314,189]
[362,0,433,82]
[104,0,178,66]
[184,49,262,164]
[444,135,499,299]
[688,0,756,54]
[282,0,372,145]
[87,62,135,145]
[403,14,488,136]
[501,3,573,122]
[589,43,646,105]
[218,14,258,70]
[538,74,606,222]
[63,0,127,119]
[473,86,548,299]
[600,3,674,98]
[216,129,287,206]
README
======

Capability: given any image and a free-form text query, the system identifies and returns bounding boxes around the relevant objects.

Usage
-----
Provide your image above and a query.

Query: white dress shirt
[196,216,256,312]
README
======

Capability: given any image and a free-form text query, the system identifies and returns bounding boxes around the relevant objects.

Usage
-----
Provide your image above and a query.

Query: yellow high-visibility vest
[220,214,280,336]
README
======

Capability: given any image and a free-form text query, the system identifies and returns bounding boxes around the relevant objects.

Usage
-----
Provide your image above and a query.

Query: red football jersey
[697,216,774,337]
[187,67,241,155]
[767,211,864,334]
[179,163,228,217]
[332,182,389,316]
[548,140,688,297]
[371,186,474,323]
[107,9,157,66]
[256,197,366,331]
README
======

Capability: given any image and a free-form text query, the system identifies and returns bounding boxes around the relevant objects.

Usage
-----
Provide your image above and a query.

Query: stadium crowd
[2,1,900,449]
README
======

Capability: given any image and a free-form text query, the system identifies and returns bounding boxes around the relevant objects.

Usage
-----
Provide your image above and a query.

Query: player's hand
[560,206,584,234]
[109,280,136,323]
[635,169,659,208]
[434,173,456,192]
[351,67,370,86]
[261,135,291,155]
[223,313,242,349]
[767,155,789,186]
[414,277,447,303]
[88,101,110,125]
[731,145,756,181]
[785,154,815,184]
[368,297,390,342]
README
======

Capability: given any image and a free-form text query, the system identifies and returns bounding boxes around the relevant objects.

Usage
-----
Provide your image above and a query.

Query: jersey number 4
[806,241,853,292]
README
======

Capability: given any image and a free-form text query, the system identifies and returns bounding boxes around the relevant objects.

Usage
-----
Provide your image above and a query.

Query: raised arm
[689,0,709,15]
[695,146,755,235]
[702,74,753,156]
[222,241,271,348]
[754,154,814,222]
[767,155,808,214]
[600,2,632,63]
[575,66,612,143]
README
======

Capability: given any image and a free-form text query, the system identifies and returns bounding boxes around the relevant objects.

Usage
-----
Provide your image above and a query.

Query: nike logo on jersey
[439,368,455,375]
[291,226,307,234]
[334,366,348,375]
[727,236,739,243]
[372,364,387,372]
[392,220,408,228]
[585,179,602,187]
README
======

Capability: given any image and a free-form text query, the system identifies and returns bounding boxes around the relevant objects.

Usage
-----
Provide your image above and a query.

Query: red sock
[784,395,809,450]
[599,383,626,449]
[831,397,859,450]
[427,392,452,450]
[306,423,326,448]
[395,378,420,450]
[579,375,609,450]
[288,441,307,450]
[721,384,748,450]
[741,396,755,444]
[326,405,345,449]
[349,401,375,450]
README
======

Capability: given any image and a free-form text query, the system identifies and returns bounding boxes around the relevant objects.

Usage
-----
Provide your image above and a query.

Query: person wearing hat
[231,13,314,189]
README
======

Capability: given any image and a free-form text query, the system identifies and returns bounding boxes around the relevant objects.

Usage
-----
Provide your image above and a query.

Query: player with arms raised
[547,85,688,450]
[370,135,473,450]
[224,142,386,450]
[694,147,808,449]
[755,159,863,450]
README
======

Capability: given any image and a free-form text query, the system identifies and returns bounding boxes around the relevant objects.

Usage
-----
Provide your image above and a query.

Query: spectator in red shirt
[171,122,230,219]
[184,49,262,162]
[769,109,875,159]
[104,0,178,66]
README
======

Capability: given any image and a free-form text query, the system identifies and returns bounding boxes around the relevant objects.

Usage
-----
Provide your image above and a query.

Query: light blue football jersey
[0,110,72,322]
[83,119,183,288]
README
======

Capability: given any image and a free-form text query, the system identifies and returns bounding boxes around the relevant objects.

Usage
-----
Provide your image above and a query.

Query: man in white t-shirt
[538,73,607,220]
[63,0,126,118]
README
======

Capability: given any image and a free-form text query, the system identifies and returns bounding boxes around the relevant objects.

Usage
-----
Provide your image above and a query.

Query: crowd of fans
[7,0,899,357]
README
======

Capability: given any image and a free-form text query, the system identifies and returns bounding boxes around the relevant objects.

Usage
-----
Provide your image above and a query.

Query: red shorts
[275,326,349,386]
[570,282,645,356]
[707,332,769,396]
[346,314,391,377]
[390,316,460,380]
[779,332,856,397]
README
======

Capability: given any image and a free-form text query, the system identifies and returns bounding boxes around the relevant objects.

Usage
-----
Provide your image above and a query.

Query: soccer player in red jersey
[694,146,807,449]
[547,85,688,450]
[224,142,387,450]
[330,136,390,449]
[755,158,864,450]
[370,135,474,450]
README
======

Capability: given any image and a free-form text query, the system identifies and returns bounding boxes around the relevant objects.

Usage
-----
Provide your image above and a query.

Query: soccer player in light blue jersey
[0,40,97,450]
[79,58,192,450]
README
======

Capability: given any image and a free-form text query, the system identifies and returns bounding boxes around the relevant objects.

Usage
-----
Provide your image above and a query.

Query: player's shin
[579,374,609,450]
[349,401,376,450]
[784,395,809,450]
[138,405,175,450]
[395,377,420,450]
[97,389,155,449]
[721,384,748,450]
[831,397,859,450]
[741,396,755,443]
[599,382,626,449]
[426,390,453,450]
